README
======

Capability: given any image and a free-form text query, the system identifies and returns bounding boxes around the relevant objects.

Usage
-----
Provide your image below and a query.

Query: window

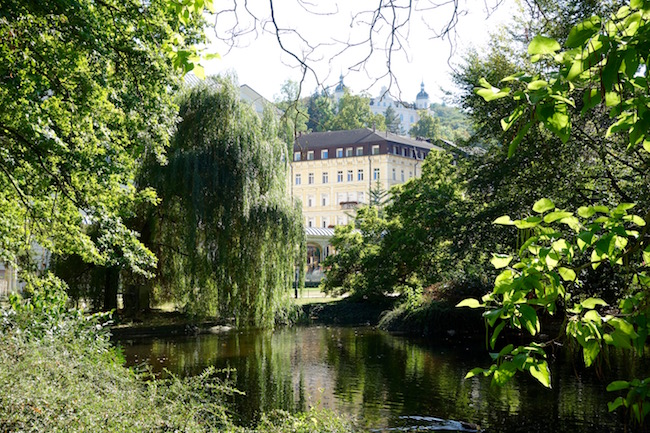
[393,146,399,155]
[337,193,346,204]
[294,152,301,161]
[321,149,328,159]
[410,115,414,122]
[336,148,343,158]
[308,218,314,228]
[402,148,407,157]
[322,172,329,184]
[322,194,329,207]
[373,168,380,180]
[409,171,413,179]
[347,170,353,182]
[356,147,363,156]
[346,148,353,157]
[308,172,314,184]
[337,216,345,225]
[307,196,314,207]
[295,174,301,185]
[358,192,365,203]
[372,145,379,155]
[322,218,328,228]
[358,169,364,181]
[307,151,314,160]
[401,170,404,182]
[337,171,343,182]
[392,168,396,180]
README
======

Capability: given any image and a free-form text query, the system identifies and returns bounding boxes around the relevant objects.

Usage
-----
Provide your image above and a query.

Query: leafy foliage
[409,110,441,140]
[0,281,355,433]
[460,2,650,427]
[322,151,467,299]
[306,90,335,132]
[0,0,208,280]
[326,91,386,131]
[141,77,304,326]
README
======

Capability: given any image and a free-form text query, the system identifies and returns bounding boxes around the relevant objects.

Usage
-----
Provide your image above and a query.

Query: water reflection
[117,326,632,432]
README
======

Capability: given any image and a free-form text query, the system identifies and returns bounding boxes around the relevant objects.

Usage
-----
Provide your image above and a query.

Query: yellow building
[290,128,442,228]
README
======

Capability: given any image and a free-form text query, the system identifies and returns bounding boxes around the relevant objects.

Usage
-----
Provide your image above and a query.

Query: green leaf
[538,102,570,142]
[490,321,506,349]
[543,211,573,223]
[493,215,515,225]
[558,267,576,282]
[615,203,636,212]
[476,86,511,102]
[456,298,483,309]
[507,121,532,157]
[577,206,595,218]
[604,330,632,349]
[529,360,551,388]
[608,397,626,412]
[583,340,600,367]
[533,198,555,214]
[528,80,548,90]
[464,367,487,379]
[623,215,646,226]
[491,254,513,269]
[519,304,539,335]
[514,216,542,229]
[566,16,602,48]
[581,89,602,114]
[493,363,517,386]
[581,298,608,309]
[607,381,631,392]
[528,35,561,55]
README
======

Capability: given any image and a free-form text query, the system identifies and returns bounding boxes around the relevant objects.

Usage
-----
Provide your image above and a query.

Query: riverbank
[1,295,357,433]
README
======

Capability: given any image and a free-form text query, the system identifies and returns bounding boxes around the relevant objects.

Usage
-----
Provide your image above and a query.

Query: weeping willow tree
[141,77,304,327]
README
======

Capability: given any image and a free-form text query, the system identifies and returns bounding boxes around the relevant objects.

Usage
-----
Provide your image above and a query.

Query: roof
[296,128,442,151]
[416,81,429,100]
[305,227,335,237]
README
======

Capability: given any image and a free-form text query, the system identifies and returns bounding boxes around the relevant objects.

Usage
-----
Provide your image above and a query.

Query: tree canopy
[141,78,304,326]
[0,0,207,281]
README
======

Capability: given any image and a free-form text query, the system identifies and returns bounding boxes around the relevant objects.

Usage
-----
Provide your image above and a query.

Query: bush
[0,275,357,433]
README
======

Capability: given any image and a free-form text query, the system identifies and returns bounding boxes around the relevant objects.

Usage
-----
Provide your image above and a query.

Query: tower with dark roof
[416,81,430,109]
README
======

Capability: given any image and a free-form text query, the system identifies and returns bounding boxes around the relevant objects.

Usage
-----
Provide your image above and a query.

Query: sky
[202,0,517,105]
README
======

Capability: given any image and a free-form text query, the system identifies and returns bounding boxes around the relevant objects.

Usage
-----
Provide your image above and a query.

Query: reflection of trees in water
[122,327,637,432]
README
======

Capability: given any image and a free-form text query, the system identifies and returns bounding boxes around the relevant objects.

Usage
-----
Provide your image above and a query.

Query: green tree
[141,77,304,326]
[275,80,309,147]
[460,2,650,427]
[409,110,441,140]
[326,91,386,131]
[429,103,473,141]
[306,91,335,132]
[0,0,209,307]
[323,151,466,299]
[383,106,402,133]
[321,206,391,299]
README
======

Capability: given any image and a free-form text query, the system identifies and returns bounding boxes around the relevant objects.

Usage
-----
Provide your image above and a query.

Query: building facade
[332,75,433,133]
[290,128,442,229]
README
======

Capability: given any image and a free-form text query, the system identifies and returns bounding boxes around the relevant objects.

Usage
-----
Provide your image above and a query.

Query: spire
[416,81,429,100]
[335,73,346,93]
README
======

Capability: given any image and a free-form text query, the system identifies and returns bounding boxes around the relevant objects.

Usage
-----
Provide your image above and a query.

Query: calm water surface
[117,326,638,432]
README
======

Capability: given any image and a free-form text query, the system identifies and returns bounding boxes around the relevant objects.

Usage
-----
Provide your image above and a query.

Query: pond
[117,326,638,432]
